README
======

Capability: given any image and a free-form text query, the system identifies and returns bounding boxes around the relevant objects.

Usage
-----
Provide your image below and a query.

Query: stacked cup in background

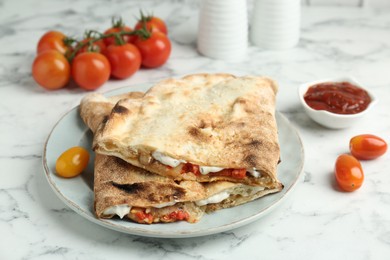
[250,0,301,50]
[197,0,248,61]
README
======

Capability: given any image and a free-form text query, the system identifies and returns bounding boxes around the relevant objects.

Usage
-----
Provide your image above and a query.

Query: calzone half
[80,92,282,224]
[94,73,282,188]
[81,93,202,224]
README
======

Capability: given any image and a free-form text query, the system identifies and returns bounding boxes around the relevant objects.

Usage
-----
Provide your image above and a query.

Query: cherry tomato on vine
[349,134,387,160]
[76,37,106,55]
[56,146,90,178]
[71,52,111,90]
[135,16,168,34]
[32,50,70,90]
[103,26,135,46]
[134,31,171,68]
[334,154,364,192]
[37,31,69,54]
[103,43,141,79]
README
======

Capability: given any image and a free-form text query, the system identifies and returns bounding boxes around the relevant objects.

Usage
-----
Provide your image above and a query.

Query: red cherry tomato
[71,52,111,90]
[334,154,364,192]
[134,31,171,68]
[350,134,387,160]
[37,31,69,54]
[76,37,106,55]
[56,146,90,178]
[135,16,168,34]
[103,26,135,46]
[32,50,70,90]
[103,43,141,79]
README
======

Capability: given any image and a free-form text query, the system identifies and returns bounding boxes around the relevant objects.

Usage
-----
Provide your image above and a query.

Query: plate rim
[42,84,305,238]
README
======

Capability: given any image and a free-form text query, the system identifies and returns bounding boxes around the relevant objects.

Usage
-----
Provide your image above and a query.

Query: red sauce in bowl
[303,81,371,114]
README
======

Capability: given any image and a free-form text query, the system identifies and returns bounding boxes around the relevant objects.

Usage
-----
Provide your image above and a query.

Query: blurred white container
[250,0,301,50]
[197,0,248,61]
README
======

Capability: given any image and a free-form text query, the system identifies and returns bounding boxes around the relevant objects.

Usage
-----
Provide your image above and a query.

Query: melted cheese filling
[152,151,185,167]
[103,204,131,219]
[195,191,230,206]
[151,152,262,177]
[247,168,261,177]
[199,166,224,175]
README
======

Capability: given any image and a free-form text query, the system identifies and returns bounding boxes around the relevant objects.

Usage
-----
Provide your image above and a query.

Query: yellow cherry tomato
[55,146,90,178]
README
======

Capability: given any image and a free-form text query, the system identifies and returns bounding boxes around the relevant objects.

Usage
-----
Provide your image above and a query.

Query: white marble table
[1,1,390,259]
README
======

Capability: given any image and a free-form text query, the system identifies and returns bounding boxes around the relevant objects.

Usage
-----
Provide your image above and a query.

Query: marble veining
[1,0,390,259]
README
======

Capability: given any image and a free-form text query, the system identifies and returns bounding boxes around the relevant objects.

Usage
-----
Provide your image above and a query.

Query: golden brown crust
[93,74,281,186]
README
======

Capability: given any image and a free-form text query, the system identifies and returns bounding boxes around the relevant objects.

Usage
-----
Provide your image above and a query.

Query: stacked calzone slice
[80,73,283,224]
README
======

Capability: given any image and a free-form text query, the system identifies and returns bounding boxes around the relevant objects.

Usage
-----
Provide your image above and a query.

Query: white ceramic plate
[43,85,304,238]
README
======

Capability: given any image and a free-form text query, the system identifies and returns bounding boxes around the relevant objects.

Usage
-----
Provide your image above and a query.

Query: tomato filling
[180,163,246,179]
[180,163,200,176]
[134,210,153,224]
[132,207,190,223]
[168,210,190,221]
[213,168,247,179]
[162,210,190,222]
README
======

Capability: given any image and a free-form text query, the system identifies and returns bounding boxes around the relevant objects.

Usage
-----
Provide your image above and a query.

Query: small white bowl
[298,76,377,129]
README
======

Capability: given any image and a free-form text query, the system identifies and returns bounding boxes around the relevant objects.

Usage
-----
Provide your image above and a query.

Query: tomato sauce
[304,82,371,114]
[180,162,247,179]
